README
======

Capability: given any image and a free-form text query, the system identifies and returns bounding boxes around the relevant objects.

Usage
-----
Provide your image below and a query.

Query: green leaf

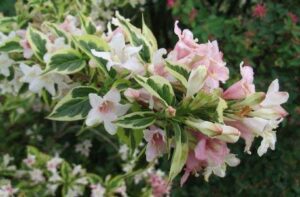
[48,86,97,121]
[165,61,189,87]
[0,38,22,53]
[142,16,157,52]
[73,35,109,76]
[45,49,86,74]
[116,111,156,129]
[115,12,152,63]
[169,123,189,182]
[134,75,175,106]
[117,128,144,152]
[27,26,48,62]
[79,14,96,34]
[231,92,265,109]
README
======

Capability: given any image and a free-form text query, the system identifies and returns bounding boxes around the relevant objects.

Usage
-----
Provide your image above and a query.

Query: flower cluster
[0,2,289,195]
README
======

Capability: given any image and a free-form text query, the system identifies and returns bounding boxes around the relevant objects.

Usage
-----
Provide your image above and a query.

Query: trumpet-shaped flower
[185,118,240,143]
[181,133,239,185]
[91,33,144,74]
[143,126,167,162]
[85,89,130,134]
[168,21,229,91]
[223,63,255,100]
[250,79,289,119]
[0,53,14,77]
[19,63,70,96]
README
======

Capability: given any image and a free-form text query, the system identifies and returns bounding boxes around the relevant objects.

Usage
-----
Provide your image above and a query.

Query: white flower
[19,63,70,96]
[59,15,83,36]
[46,184,59,195]
[90,184,106,197]
[85,89,130,135]
[0,68,26,95]
[47,156,63,172]
[250,79,289,120]
[75,140,92,157]
[2,154,16,171]
[119,144,129,160]
[23,154,36,168]
[29,169,45,183]
[0,31,16,44]
[0,53,14,77]
[43,37,70,63]
[91,33,144,74]
[0,183,18,197]
[203,153,239,181]
[242,117,282,156]
[72,165,86,176]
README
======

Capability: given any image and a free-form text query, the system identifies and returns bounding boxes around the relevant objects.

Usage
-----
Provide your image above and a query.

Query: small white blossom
[0,182,18,197]
[19,63,70,96]
[119,144,129,161]
[90,184,106,197]
[23,154,36,168]
[0,53,14,77]
[29,169,45,183]
[75,140,92,157]
[47,156,63,172]
[43,37,70,63]
[85,89,130,135]
[91,32,144,74]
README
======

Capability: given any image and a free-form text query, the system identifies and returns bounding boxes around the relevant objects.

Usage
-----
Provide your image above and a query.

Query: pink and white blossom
[148,171,170,197]
[86,89,130,134]
[223,63,255,100]
[91,32,144,74]
[143,126,167,162]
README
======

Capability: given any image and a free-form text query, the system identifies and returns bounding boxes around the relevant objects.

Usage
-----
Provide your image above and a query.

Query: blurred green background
[0,0,299,196]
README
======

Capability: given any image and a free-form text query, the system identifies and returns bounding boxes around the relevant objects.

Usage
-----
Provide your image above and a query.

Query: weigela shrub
[0,3,289,196]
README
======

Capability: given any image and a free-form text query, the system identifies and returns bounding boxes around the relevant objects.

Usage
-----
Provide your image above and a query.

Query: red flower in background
[252,4,267,18]
[288,12,298,24]
[189,8,198,22]
[167,0,175,8]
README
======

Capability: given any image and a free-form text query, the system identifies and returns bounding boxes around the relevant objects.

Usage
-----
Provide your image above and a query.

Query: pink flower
[149,49,176,82]
[189,9,198,22]
[17,30,33,59]
[143,126,167,161]
[180,151,203,186]
[250,79,289,119]
[194,133,229,166]
[225,120,254,154]
[181,132,239,184]
[148,172,170,197]
[167,0,175,8]
[288,12,298,24]
[252,4,267,18]
[223,63,255,100]
[59,15,83,35]
[168,21,229,91]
